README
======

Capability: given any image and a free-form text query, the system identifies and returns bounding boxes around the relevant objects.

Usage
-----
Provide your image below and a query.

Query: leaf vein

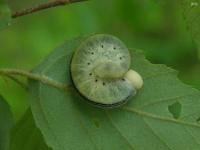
[76,114,101,150]
[105,111,136,150]
[122,107,200,128]
[143,118,173,150]
[143,70,176,80]
[183,126,200,146]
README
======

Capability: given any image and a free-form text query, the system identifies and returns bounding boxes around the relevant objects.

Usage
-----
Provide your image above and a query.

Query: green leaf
[0,0,11,30]
[0,95,14,150]
[181,0,200,58]
[29,38,200,150]
[9,109,51,150]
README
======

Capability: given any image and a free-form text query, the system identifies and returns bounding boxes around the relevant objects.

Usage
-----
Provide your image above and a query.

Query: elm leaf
[29,38,200,150]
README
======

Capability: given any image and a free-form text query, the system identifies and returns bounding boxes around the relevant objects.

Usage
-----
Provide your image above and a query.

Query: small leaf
[29,38,200,150]
[181,0,200,58]
[0,0,11,30]
[0,95,14,150]
[9,109,51,150]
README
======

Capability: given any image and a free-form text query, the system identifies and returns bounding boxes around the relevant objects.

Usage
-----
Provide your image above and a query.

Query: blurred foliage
[181,0,200,58]
[0,0,199,120]
[0,95,14,150]
[9,109,50,150]
[0,0,11,29]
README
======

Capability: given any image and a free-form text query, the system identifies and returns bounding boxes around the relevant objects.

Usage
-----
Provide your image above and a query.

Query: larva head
[71,34,142,108]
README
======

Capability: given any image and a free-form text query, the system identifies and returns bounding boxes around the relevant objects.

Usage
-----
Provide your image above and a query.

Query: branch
[0,68,70,91]
[12,0,88,18]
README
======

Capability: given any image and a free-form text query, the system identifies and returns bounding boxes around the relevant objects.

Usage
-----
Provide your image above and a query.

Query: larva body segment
[71,34,140,108]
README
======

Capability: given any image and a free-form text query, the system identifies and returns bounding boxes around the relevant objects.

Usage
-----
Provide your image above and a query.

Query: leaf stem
[11,0,88,18]
[0,68,70,91]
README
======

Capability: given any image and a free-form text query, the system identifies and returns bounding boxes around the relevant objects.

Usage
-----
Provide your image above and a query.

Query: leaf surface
[181,0,200,57]
[0,95,13,150]
[29,38,200,150]
[9,109,51,150]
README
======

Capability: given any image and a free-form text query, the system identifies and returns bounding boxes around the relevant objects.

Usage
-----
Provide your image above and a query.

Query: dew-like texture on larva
[71,34,136,107]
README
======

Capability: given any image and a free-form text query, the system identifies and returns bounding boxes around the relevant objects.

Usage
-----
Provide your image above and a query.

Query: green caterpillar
[71,34,143,108]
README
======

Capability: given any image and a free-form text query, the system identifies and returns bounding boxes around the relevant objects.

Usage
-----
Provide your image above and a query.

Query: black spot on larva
[89,73,92,76]
[122,78,125,81]
[95,79,98,82]
[91,52,94,55]
[103,82,106,86]
[120,57,122,60]
[113,47,116,50]
[87,62,90,65]
[101,45,104,48]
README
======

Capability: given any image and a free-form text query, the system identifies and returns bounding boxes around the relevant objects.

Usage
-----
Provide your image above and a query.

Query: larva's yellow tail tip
[125,69,143,90]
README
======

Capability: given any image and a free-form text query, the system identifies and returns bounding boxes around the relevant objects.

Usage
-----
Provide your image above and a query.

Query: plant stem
[12,0,88,18]
[0,68,70,91]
